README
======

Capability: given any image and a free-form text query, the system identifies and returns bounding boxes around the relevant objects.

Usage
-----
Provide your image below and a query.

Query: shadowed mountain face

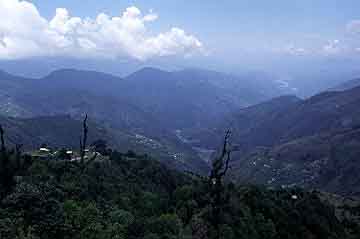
[190,86,360,150]
[331,78,360,92]
[121,67,292,129]
[178,95,302,149]
[232,87,360,149]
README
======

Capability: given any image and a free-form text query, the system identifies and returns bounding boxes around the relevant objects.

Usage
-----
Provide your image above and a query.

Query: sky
[0,0,360,80]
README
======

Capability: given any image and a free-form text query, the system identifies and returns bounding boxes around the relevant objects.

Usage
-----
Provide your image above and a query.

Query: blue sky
[2,1,359,59]
[30,0,359,30]
[1,0,360,78]
[28,0,360,49]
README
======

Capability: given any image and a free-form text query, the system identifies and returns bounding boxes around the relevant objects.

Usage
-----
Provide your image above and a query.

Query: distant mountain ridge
[179,95,302,148]
[0,66,292,132]
[331,78,360,92]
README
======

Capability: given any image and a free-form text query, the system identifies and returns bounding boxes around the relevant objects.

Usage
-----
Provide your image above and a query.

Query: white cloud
[347,20,360,34]
[322,39,342,55]
[274,19,360,58]
[345,20,360,55]
[0,0,203,60]
[282,44,308,56]
[279,39,349,57]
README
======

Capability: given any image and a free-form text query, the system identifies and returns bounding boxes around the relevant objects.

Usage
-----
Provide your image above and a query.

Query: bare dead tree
[80,114,88,165]
[187,130,232,184]
[209,129,232,184]
[15,144,23,170]
[0,124,5,153]
[208,129,232,239]
[184,130,232,239]
[79,114,97,172]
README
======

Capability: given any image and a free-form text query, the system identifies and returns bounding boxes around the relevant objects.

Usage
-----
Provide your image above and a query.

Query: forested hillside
[0,115,108,149]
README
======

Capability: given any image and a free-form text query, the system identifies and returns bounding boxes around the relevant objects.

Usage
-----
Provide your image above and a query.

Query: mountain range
[0,67,293,173]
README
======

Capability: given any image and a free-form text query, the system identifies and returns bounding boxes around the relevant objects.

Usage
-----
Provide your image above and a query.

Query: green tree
[146,214,183,239]
[0,125,23,199]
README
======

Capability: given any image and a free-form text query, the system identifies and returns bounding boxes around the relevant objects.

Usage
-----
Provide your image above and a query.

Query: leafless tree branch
[0,125,5,152]
[80,114,88,164]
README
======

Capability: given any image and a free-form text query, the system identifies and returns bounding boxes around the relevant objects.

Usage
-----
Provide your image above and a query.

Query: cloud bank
[275,20,360,58]
[0,0,204,60]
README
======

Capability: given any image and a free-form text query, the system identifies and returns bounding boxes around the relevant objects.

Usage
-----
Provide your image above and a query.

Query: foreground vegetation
[1,150,359,238]
[0,122,359,239]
